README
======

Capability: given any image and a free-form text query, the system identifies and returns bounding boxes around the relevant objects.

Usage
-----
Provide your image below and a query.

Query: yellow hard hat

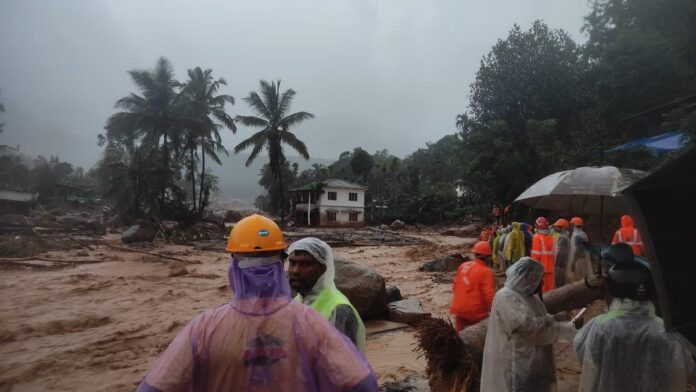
[226,214,286,253]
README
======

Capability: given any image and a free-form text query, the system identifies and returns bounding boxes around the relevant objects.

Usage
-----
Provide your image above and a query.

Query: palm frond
[234,129,268,154]
[281,111,314,128]
[243,91,272,119]
[235,115,268,128]
[280,130,310,160]
[277,88,296,118]
[245,141,265,167]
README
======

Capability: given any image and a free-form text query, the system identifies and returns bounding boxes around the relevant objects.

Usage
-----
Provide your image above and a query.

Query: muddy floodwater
[0,231,609,391]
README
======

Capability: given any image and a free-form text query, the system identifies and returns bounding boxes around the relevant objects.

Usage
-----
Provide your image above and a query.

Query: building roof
[322,179,367,190]
[290,178,367,192]
[0,190,38,203]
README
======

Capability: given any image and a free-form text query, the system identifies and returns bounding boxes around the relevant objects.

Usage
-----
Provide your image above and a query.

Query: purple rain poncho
[136,255,378,392]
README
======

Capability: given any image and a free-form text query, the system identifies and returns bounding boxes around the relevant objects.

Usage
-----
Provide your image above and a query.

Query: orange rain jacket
[612,215,645,256]
[450,258,496,322]
[531,232,555,292]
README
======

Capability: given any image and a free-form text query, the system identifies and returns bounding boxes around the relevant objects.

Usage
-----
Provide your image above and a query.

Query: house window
[349,192,358,201]
[327,211,337,222]
[349,212,358,222]
[328,191,337,200]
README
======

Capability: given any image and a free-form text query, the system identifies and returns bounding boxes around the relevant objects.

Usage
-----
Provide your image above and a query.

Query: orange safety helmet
[472,241,493,256]
[570,217,584,227]
[535,216,549,229]
[226,214,287,253]
[552,218,569,229]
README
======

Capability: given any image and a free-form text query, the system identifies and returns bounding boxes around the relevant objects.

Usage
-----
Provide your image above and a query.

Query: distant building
[0,189,38,214]
[290,179,366,227]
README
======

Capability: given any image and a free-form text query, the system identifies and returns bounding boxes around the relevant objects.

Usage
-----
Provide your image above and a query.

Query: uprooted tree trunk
[415,278,606,392]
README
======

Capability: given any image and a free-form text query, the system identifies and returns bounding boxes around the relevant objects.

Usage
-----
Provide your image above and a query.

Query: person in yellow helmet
[288,237,366,352]
[136,214,377,392]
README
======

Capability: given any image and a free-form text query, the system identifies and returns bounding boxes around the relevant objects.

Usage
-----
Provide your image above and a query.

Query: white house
[290,179,366,227]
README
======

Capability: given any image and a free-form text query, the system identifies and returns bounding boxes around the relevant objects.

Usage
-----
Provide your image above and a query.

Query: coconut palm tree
[106,57,196,203]
[234,80,314,224]
[182,67,236,216]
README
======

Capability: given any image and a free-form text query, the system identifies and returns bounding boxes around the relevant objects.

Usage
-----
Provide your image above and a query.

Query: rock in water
[420,254,470,272]
[334,257,389,320]
[388,298,431,326]
[386,285,403,303]
[440,223,479,238]
[121,224,156,244]
[390,219,405,230]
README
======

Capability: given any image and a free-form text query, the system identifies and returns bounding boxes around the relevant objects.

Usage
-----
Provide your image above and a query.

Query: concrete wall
[318,186,364,208]
[318,206,365,226]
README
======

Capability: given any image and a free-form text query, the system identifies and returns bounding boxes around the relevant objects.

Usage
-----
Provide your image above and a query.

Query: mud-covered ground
[0,231,662,391]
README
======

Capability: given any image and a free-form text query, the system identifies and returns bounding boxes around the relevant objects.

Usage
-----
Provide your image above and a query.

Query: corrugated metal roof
[0,190,38,202]
[322,179,367,189]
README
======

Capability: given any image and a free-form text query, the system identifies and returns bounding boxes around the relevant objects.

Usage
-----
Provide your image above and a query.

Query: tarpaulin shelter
[605,130,690,156]
[622,145,696,354]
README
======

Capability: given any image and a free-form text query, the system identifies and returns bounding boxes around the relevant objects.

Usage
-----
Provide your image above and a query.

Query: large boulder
[420,254,470,272]
[224,210,243,223]
[388,298,431,326]
[390,219,405,230]
[386,285,403,303]
[334,257,389,320]
[121,224,157,244]
[440,223,480,238]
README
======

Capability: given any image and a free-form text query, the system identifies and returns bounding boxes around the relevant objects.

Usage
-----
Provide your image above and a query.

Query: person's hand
[585,275,606,289]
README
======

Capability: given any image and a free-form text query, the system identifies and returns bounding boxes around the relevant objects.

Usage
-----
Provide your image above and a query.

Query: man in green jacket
[288,237,366,352]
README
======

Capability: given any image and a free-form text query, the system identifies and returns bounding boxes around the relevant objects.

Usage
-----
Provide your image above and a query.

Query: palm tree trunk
[278,164,285,226]
[198,142,206,218]
[190,145,197,215]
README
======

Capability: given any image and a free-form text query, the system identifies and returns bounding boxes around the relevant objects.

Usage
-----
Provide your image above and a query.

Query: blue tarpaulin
[605,130,690,156]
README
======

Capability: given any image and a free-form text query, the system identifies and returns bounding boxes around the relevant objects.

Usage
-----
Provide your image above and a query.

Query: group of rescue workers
[135,213,693,392]
[451,214,694,391]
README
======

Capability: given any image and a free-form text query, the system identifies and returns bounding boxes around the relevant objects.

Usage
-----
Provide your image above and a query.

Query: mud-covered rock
[386,285,403,303]
[420,254,470,272]
[388,298,431,326]
[390,219,405,230]
[121,224,157,244]
[334,257,389,320]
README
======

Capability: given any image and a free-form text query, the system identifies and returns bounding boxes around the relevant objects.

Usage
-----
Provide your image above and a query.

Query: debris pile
[285,227,421,247]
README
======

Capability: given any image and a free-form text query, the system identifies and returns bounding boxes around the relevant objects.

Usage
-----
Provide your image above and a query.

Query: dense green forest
[1,0,694,225]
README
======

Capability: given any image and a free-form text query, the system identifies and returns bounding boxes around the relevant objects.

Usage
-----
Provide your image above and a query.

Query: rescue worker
[574,245,694,392]
[288,237,366,352]
[449,241,496,331]
[568,216,592,282]
[552,219,571,287]
[612,214,645,256]
[491,228,503,272]
[136,215,378,392]
[492,204,502,225]
[531,217,555,292]
[481,257,577,392]
[520,223,533,256]
[502,222,525,268]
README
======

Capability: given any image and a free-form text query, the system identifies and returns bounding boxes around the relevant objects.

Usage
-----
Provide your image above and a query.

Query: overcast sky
[0,0,591,169]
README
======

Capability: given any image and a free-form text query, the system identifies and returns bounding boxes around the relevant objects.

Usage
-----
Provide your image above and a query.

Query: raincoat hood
[288,238,336,301]
[620,215,634,228]
[505,257,544,295]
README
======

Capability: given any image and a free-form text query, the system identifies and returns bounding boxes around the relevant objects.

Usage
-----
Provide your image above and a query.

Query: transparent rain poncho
[553,230,570,287]
[569,227,592,282]
[288,237,366,352]
[481,257,571,392]
[573,298,695,392]
[136,254,377,392]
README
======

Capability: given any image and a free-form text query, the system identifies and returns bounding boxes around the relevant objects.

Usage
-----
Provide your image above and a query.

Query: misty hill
[210,153,332,203]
